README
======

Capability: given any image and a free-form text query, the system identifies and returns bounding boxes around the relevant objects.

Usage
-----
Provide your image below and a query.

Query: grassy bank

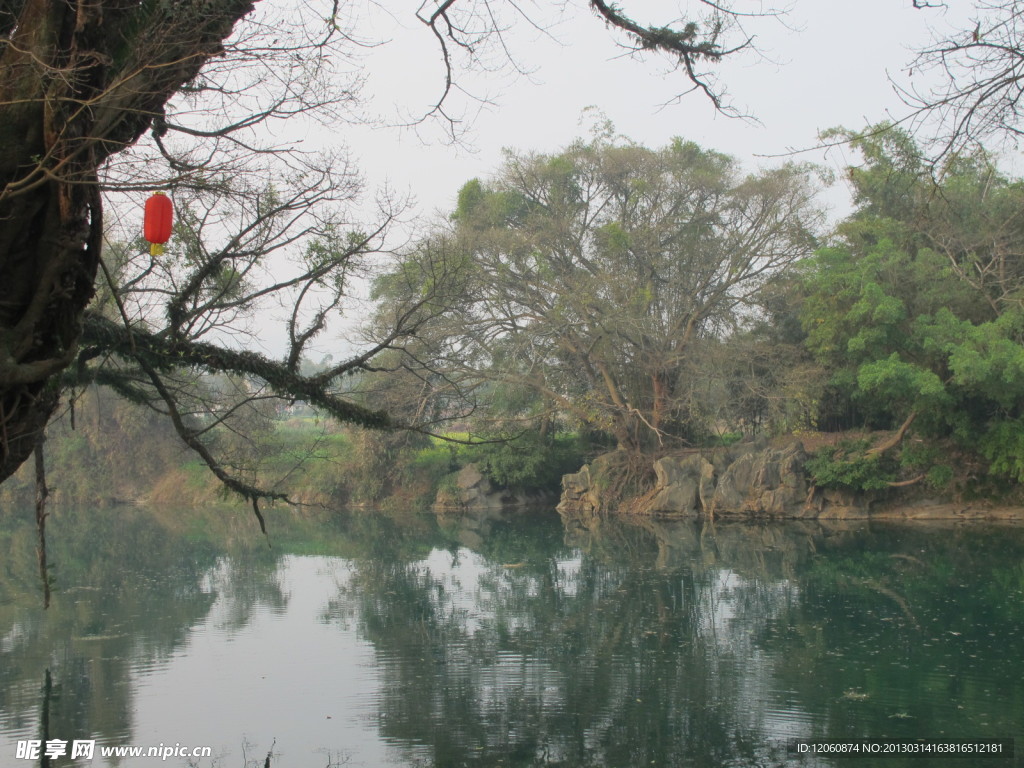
[0,391,588,511]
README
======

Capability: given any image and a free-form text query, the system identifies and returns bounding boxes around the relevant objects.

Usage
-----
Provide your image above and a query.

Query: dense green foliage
[459,431,588,490]
[800,127,1024,488]
[803,439,900,492]
[364,128,1022,498]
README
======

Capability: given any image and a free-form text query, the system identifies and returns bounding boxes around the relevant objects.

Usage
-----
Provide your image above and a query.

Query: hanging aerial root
[251,497,271,548]
[34,439,51,609]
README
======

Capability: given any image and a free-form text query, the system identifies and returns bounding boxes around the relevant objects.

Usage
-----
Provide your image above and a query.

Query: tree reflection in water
[340,520,779,765]
[1,505,1022,768]
[0,505,289,755]
[333,512,1024,768]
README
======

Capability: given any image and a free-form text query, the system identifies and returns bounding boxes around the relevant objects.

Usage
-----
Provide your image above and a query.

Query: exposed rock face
[648,454,710,515]
[707,440,812,518]
[558,441,1023,519]
[559,464,600,516]
[558,440,870,520]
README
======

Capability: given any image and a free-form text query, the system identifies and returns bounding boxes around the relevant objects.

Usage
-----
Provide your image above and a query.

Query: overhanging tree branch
[80,313,393,430]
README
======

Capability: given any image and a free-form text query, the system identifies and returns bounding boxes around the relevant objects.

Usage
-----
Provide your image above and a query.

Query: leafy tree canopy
[802,127,1024,482]
[372,133,823,453]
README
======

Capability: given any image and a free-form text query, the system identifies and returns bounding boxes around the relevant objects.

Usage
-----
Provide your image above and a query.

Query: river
[0,505,1022,767]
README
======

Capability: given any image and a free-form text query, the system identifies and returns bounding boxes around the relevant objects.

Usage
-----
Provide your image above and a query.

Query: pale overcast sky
[240,0,981,357]
[339,0,975,222]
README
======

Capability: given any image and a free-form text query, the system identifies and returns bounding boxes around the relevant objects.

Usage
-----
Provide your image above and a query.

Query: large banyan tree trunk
[0,0,257,482]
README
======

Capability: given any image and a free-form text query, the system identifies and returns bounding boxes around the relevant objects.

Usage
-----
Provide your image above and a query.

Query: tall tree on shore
[375,135,822,452]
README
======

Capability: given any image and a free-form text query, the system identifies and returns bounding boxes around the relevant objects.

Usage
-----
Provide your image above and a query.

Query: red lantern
[144,192,173,256]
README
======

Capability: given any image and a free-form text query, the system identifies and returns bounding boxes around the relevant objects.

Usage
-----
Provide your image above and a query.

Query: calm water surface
[0,505,1022,767]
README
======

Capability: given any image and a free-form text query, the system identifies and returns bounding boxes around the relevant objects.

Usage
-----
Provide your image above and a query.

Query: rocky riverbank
[557,438,1024,521]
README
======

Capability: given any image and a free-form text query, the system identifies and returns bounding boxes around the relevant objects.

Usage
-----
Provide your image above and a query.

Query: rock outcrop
[559,464,600,516]
[648,453,712,515]
[558,440,872,519]
[706,440,812,518]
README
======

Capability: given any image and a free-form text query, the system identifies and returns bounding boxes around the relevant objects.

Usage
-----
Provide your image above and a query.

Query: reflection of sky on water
[361,544,822,765]
[694,569,814,743]
[130,556,402,767]
[2,509,1024,767]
